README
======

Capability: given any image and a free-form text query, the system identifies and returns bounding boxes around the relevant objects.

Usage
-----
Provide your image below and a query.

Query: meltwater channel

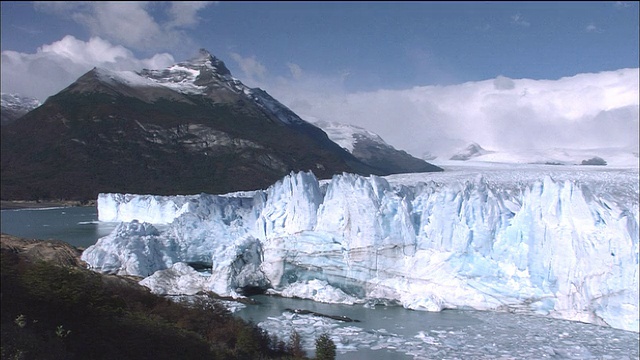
[1,206,638,359]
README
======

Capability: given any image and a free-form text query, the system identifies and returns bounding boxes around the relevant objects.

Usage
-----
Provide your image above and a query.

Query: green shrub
[314,333,336,360]
[0,247,301,359]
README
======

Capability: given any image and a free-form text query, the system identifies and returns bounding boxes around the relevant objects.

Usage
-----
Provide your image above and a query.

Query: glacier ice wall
[82,169,639,332]
[97,193,190,224]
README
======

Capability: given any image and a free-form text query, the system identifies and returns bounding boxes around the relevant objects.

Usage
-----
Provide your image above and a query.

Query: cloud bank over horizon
[1,36,176,102]
[234,53,639,158]
[1,37,638,158]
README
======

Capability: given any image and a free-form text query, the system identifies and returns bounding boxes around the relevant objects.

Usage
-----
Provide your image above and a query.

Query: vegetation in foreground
[0,235,326,360]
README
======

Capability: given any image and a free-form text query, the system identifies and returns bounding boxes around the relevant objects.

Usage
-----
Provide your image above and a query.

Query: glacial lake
[0,205,118,248]
[2,206,639,359]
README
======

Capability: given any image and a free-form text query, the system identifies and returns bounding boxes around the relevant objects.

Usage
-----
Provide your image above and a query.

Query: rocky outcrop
[1,234,85,267]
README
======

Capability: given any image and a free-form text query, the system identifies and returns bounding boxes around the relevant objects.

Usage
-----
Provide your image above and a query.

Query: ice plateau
[82,165,639,332]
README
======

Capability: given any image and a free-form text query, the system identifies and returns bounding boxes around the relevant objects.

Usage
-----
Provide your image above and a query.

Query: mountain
[0,93,41,126]
[1,49,441,201]
[313,120,442,173]
[449,142,493,161]
[83,166,639,332]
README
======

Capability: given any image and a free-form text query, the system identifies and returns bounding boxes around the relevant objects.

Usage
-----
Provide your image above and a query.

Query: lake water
[2,206,638,359]
[0,206,117,248]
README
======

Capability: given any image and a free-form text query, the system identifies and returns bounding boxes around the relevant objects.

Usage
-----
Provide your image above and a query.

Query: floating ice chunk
[81,220,175,276]
[271,279,361,304]
[140,262,208,295]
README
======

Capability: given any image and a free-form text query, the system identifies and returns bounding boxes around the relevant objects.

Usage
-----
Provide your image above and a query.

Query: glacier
[82,165,639,332]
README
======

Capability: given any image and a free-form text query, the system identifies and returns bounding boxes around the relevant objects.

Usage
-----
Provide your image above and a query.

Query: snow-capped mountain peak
[3,49,442,200]
[449,142,494,161]
[76,49,307,126]
[83,50,237,97]
[183,48,231,73]
[314,120,385,152]
[312,120,442,173]
[139,49,237,91]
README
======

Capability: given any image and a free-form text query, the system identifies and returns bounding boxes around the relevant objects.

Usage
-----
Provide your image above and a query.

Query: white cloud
[493,75,516,90]
[9,24,42,36]
[585,23,603,33]
[229,53,267,85]
[167,1,213,28]
[33,1,215,51]
[287,62,303,80]
[1,35,175,101]
[614,1,633,9]
[253,67,639,158]
[510,13,530,27]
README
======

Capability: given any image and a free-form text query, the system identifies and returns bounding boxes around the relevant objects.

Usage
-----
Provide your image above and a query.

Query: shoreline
[1,200,96,210]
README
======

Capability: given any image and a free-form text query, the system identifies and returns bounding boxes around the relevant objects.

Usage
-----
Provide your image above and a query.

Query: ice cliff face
[82,168,639,332]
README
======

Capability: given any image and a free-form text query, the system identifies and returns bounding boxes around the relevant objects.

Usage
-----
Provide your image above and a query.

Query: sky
[1,1,639,158]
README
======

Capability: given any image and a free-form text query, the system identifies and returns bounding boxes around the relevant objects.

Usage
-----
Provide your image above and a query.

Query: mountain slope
[1,50,441,201]
[314,120,442,174]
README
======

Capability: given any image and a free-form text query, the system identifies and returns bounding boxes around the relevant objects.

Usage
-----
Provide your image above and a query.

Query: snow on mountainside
[86,50,308,126]
[0,93,41,126]
[313,120,441,173]
[82,164,639,332]
[314,120,386,153]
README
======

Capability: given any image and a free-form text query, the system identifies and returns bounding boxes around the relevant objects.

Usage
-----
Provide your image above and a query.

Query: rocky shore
[0,233,86,266]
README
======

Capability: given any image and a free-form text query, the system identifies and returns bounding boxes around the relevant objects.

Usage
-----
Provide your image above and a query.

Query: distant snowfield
[83,162,639,334]
[430,146,639,169]
[379,163,639,205]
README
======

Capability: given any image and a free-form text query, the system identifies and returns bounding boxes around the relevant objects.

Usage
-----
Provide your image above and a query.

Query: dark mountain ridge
[315,120,440,174]
[1,50,441,201]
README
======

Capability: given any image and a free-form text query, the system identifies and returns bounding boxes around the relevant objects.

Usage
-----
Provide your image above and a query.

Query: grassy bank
[1,234,304,360]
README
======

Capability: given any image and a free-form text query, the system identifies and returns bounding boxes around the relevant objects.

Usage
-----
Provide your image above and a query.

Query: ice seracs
[82,165,639,332]
[97,193,195,224]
